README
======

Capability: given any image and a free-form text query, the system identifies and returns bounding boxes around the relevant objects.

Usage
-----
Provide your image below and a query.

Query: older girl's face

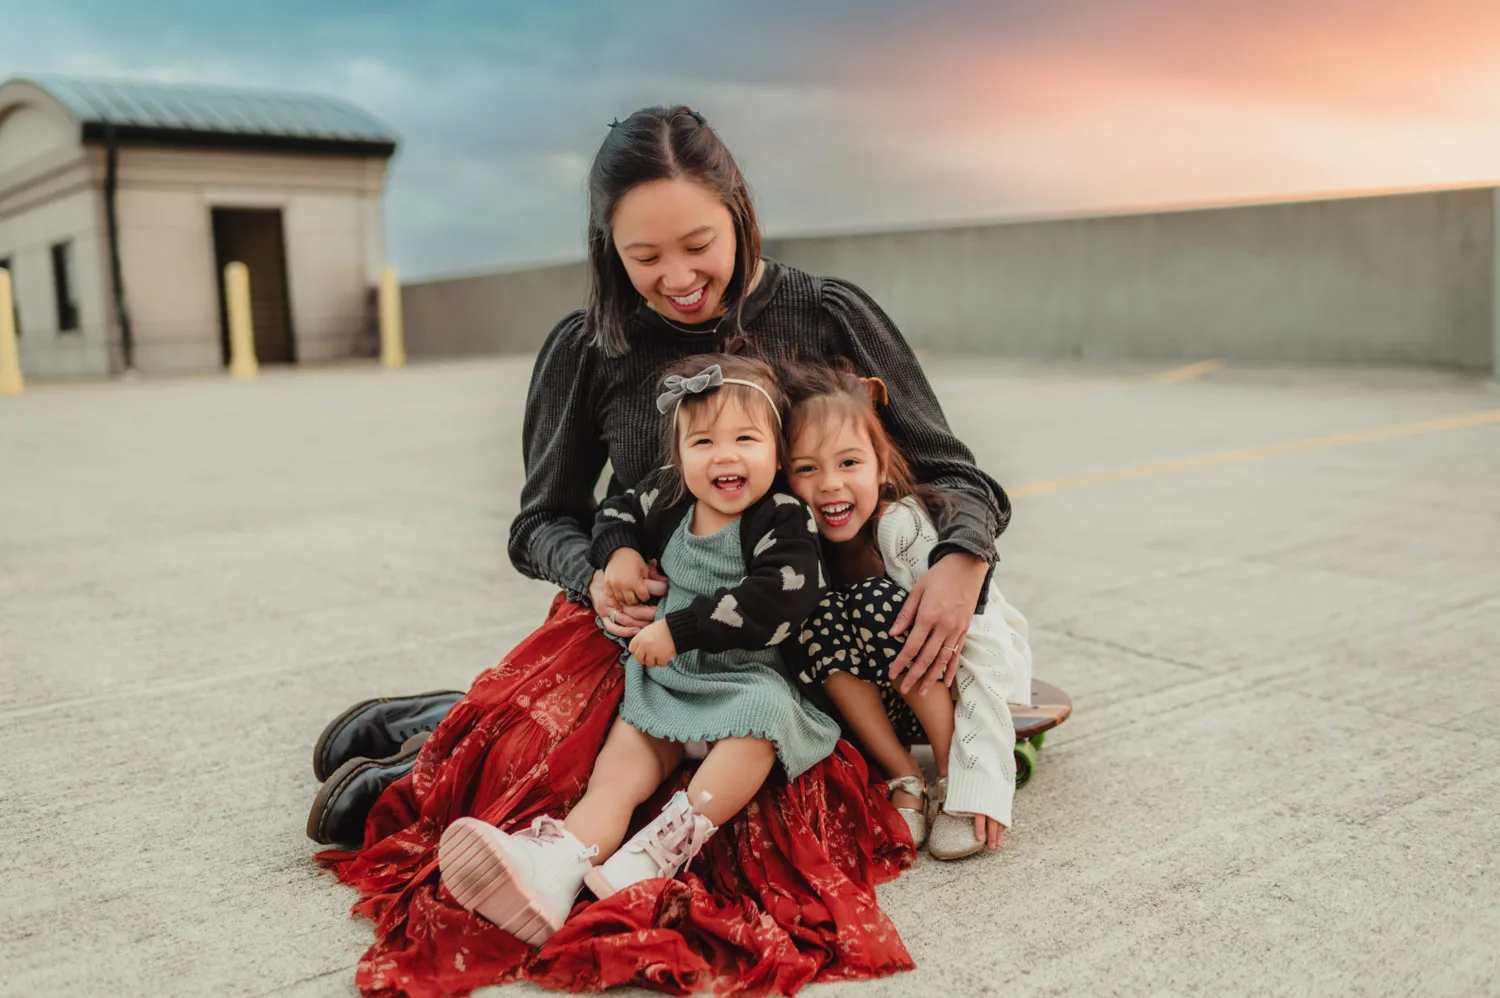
[788,413,884,545]
[612,177,737,323]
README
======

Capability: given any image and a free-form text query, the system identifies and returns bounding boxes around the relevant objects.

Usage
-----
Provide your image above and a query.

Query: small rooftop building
[0,75,398,376]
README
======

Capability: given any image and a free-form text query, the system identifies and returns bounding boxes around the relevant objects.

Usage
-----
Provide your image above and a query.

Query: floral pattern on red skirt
[317,594,916,998]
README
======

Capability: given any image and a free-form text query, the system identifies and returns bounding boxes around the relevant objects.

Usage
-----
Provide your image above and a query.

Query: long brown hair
[657,347,787,506]
[585,106,762,357]
[781,360,949,549]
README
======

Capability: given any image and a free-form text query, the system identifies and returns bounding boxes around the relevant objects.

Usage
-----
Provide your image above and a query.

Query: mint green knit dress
[619,512,841,780]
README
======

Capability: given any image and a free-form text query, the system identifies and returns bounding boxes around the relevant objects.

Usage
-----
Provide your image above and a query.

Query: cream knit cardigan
[877,498,1034,827]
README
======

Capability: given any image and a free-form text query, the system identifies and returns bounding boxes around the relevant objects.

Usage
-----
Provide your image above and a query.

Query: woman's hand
[629,619,677,666]
[975,816,1005,851]
[888,551,989,695]
[590,562,666,638]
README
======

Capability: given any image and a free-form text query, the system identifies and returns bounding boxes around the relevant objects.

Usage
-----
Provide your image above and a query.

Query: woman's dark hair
[780,359,950,535]
[586,106,762,357]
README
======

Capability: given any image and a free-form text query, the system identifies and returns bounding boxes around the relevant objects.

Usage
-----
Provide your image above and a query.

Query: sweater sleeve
[664,493,827,654]
[589,472,676,569]
[588,487,648,569]
[875,498,938,593]
[820,278,1011,566]
[506,312,608,602]
[881,503,1020,825]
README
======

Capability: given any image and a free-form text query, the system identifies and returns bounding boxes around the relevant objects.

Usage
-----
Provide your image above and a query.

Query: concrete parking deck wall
[402,186,1500,376]
[401,259,586,358]
[766,186,1497,371]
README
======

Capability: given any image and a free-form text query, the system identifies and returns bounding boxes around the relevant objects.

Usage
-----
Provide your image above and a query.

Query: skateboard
[1010,680,1072,788]
[903,679,1072,788]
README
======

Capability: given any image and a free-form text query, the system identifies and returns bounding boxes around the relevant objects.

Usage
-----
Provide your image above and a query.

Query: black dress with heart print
[795,576,927,746]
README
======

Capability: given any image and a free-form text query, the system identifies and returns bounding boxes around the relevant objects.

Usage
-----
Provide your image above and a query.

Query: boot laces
[522,815,598,864]
[522,815,568,842]
[639,793,714,875]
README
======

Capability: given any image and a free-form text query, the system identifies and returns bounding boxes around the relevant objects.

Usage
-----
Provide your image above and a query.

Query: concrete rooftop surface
[2,355,1498,997]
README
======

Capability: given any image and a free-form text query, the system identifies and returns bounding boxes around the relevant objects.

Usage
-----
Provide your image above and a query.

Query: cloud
[818,0,1500,223]
[3,0,1499,277]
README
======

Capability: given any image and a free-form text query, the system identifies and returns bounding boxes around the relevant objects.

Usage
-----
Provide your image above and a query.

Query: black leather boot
[312,690,465,782]
[306,733,428,846]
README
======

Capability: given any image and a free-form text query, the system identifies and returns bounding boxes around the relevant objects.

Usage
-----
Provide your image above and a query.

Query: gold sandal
[925,776,986,860]
[886,774,929,850]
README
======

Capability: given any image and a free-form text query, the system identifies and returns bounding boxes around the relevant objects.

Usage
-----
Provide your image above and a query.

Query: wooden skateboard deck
[1012,680,1072,741]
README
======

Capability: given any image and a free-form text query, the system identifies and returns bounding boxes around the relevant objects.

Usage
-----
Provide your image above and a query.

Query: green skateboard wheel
[1014,739,1038,788]
[1032,731,1046,750]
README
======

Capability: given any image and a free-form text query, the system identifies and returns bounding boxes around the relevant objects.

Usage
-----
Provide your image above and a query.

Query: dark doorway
[212,208,295,365]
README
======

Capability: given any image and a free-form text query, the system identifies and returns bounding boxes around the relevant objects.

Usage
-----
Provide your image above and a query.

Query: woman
[315,105,1011,998]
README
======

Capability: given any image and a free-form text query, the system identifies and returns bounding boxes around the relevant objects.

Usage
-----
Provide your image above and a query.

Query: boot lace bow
[522,814,599,864]
[638,793,714,875]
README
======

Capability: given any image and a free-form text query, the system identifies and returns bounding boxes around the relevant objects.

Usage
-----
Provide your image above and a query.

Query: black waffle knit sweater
[508,258,1012,602]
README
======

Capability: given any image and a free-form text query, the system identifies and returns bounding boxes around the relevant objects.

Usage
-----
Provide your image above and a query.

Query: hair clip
[657,365,724,413]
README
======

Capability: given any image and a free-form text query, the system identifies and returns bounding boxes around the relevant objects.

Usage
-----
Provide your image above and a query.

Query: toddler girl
[784,363,1033,860]
[438,353,839,943]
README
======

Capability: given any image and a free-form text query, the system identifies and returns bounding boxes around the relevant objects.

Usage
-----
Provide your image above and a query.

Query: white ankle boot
[439,815,598,945]
[585,790,717,899]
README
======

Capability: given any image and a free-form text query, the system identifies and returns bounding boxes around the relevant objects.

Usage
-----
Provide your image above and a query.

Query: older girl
[783,363,1033,861]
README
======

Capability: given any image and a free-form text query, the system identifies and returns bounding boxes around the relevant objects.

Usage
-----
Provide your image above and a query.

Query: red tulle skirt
[317,594,916,998]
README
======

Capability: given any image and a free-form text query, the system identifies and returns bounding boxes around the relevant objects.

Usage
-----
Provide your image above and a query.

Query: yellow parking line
[1153,358,1225,384]
[1012,408,1500,497]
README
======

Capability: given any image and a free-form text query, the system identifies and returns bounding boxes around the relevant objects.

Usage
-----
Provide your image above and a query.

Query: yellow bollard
[0,267,22,395]
[379,263,405,369]
[225,261,257,379]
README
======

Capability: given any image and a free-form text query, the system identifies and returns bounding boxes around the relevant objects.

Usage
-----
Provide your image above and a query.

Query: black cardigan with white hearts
[588,470,828,656]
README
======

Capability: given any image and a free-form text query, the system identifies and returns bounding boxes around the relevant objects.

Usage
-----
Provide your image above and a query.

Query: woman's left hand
[976,816,1005,851]
[592,562,667,638]
[888,552,989,696]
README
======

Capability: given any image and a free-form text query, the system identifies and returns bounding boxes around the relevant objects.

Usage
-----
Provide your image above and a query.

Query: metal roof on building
[5,75,398,156]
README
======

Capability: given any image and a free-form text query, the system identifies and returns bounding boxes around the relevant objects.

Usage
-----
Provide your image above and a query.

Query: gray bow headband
[655,364,781,424]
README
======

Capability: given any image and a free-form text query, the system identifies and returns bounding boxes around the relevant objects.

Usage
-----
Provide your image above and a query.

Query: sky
[3,0,1499,279]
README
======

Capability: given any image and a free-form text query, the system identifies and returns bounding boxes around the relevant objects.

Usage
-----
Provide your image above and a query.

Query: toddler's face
[676,394,780,518]
[787,414,882,544]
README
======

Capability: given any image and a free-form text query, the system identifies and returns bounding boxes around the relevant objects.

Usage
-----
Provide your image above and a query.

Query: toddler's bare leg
[685,736,777,826]
[565,717,683,860]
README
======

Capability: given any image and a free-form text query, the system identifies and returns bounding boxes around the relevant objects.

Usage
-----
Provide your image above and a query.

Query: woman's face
[612,177,738,323]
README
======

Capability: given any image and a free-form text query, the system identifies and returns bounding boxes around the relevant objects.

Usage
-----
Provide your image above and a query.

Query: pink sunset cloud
[815,0,1500,225]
